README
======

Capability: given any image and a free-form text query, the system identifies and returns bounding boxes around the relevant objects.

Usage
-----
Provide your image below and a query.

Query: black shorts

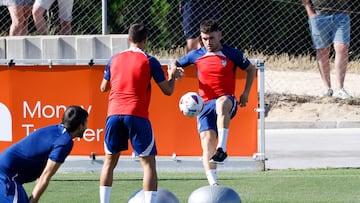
[181,0,221,39]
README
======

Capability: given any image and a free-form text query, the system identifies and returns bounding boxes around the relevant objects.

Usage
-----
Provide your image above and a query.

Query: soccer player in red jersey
[99,23,181,203]
[173,19,256,185]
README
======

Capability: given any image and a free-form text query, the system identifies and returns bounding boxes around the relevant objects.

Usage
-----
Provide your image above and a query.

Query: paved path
[59,128,360,172]
[59,156,263,173]
[265,128,360,170]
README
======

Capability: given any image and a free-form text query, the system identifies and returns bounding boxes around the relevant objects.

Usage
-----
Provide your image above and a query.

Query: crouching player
[0,106,88,203]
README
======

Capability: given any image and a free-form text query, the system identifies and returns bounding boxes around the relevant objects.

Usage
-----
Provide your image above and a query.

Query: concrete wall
[0,35,129,64]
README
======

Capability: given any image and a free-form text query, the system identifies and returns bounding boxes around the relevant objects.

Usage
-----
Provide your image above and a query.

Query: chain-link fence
[1,0,359,98]
[0,1,358,52]
[1,1,359,55]
[0,0,102,35]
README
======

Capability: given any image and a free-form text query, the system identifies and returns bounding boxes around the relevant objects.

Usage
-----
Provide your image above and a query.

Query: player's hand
[168,63,184,80]
[238,94,249,107]
[167,63,177,78]
[175,67,185,80]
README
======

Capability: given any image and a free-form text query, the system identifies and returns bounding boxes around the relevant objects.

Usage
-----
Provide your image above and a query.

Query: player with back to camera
[99,23,181,203]
[172,19,256,186]
[0,105,88,203]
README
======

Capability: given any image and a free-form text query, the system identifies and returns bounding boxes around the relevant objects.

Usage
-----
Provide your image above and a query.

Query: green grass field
[24,168,360,203]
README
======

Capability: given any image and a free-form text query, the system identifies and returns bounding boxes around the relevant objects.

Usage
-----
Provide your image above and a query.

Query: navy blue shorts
[0,173,28,203]
[197,96,238,134]
[181,0,221,39]
[104,115,157,157]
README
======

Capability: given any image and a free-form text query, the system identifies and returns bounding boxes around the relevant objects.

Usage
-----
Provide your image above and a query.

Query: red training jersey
[177,46,251,102]
[103,47,166,118]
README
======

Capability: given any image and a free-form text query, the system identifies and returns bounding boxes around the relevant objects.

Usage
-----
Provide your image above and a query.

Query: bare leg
[8,6,29,36]
[60,20,72,35]
[200,130,217,171]
[333,43,349,90]
[216,96,232,129]
[32,6,48,35]
[200,130,218,185]
[139,155,158,191]
[100,153,120,186]
[99,153,120,203]
[316,47,331,89]
[215,96,232,151]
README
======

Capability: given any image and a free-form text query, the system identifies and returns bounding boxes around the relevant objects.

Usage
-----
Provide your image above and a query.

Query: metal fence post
[102,0,107,35]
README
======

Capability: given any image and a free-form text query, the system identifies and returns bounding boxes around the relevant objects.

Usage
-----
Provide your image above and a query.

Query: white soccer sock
[99,186,112,203]
[217,128,229,152]
[206,169,218,186]
[144,191,157,203]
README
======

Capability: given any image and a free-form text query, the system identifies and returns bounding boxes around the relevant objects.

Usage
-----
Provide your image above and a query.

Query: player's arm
[301,0,316,18]
[172,60,185,80]
[100,59,112,92]
[100,79,110,92]
[170,49,200,81]
[157,65,179,96]
[239,63,256,107]
[29,159,62,203]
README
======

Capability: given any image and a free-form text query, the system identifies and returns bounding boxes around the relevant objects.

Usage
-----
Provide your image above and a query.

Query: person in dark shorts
[172,20,256,185]
[179,0,221,52]
[99,23,181,203]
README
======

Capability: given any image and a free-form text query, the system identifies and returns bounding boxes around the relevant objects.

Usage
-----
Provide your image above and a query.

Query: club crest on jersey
[221,59,227,67]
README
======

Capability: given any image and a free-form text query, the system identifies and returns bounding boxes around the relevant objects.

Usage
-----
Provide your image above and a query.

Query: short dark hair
[61,106,88,132]
[128,23,148,43]
[200,19,221,34]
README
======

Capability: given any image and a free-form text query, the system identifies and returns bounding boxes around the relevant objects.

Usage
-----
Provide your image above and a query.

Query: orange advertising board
[0,64,258,156]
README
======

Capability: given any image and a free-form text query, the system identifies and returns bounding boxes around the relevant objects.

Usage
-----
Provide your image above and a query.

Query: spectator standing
[302,0,352,99]
[4,0,34,36]
[32,0,73,35]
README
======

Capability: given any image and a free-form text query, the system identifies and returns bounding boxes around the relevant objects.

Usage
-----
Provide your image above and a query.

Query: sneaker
[322,88,333,97]
[212,183,219,186]
[209,148,228,164]
[333,88,352,99]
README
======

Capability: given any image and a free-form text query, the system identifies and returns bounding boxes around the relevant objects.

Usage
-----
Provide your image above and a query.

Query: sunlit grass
[23,168,360,203]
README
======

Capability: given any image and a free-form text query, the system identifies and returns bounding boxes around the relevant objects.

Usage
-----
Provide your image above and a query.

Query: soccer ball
[179,92,204,117]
